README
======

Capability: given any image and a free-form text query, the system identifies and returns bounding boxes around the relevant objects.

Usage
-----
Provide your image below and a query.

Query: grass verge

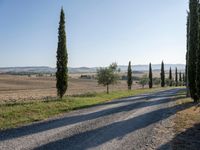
[0,87,171,130]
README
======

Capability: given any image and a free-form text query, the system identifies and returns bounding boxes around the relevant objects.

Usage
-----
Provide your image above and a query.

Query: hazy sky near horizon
[0,0,188,67]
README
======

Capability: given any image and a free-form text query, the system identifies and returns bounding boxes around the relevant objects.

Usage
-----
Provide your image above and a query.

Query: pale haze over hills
[0,64,185,74]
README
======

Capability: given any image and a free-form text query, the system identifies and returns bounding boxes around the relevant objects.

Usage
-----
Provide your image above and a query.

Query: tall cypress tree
[149,63,153,88]
[179,72,182,86]
[186,11,190,97]
[175,67,178,87]
[127,61,133,90]
[56,8,68,99]
[196,3,200,100]
[188,0,198,102]
[160,61,165,87]
[183,73,185,86]
[169,67,172,87]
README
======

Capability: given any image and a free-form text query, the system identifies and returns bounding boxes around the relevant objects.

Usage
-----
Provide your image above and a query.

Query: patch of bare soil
[0,75,141,102]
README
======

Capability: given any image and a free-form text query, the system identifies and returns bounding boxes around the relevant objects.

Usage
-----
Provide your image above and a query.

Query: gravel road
[0,88,185,150]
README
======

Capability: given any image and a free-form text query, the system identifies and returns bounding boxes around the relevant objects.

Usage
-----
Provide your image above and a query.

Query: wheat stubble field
[0,74,141,103]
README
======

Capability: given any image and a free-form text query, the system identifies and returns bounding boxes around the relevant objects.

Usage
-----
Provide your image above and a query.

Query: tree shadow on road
[0,89,186,144]
[96,88,185,106]
[35,94,194,150]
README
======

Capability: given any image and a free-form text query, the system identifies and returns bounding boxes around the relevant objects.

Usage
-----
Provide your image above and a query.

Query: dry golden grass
[173,96,200,150]
[175,98,200,133]
[0,74,142,102]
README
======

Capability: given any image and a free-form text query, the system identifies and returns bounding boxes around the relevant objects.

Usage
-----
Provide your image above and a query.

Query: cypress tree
[179,72,182,86]
[169,67,172,87]
[188,0,198,101]
[149,63,153,88]
[56,8,68,99]
[127,61,133,90]
[175,67,178,87]
[196,3,200,100]
[183,73,185,86]
[160,61,165,87]
[186,11,190,97]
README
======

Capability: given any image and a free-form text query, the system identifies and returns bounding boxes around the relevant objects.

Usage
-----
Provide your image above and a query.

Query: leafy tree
[127,61,133,90]
[175,67,178,87]
[169,67,172,86]
[56,8,68,99]
[97,63,119,94]
[153,77,161,86]
[139,74,148,88]
[165,78,172,86]
[188,0,198,102]
[160,61,165,87]
[149,63,153,88]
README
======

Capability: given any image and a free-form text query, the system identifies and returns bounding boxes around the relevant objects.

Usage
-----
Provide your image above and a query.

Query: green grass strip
[0,87,172,130]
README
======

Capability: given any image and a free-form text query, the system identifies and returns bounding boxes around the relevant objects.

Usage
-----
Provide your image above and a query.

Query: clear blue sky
[0,0,188,67]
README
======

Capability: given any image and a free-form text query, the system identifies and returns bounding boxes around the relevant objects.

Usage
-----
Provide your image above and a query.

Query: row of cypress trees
[56,7,187,98]
[171,67,185,87]
[127,61,184,90]
[186,0,200,102]
[149,62,185,88]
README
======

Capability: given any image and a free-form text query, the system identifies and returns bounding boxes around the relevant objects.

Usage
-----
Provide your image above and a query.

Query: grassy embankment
[173,90,200,149]
[0,87,171,130]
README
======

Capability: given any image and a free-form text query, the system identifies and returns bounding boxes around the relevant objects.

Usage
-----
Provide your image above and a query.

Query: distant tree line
[148,61,185,88]
[149,62,185,88]
[96,60,185,93]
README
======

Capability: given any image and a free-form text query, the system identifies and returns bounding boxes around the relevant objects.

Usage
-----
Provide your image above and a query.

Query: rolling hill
[0,64,185,74]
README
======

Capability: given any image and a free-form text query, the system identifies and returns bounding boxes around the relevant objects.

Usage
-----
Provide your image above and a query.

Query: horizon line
[0,63,186,69]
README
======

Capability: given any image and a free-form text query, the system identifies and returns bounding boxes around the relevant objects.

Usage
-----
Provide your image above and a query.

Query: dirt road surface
[0,88,186,150]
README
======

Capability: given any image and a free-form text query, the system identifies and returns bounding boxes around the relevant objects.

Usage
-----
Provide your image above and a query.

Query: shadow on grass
[0,88,186,144]
[158,123,200,150]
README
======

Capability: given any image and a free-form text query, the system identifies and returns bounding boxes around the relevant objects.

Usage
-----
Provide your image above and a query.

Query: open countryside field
[1,0,199,149]
[0,68,183,103]
[0,74,142,102]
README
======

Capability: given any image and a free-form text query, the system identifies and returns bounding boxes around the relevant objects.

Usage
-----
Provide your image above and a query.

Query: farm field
[0,74,142,102]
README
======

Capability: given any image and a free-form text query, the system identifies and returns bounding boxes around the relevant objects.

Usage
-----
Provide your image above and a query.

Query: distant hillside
[0,66,96,74]
[0,67,56,74]
[0,64,185,74]
[69,67,96,73]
